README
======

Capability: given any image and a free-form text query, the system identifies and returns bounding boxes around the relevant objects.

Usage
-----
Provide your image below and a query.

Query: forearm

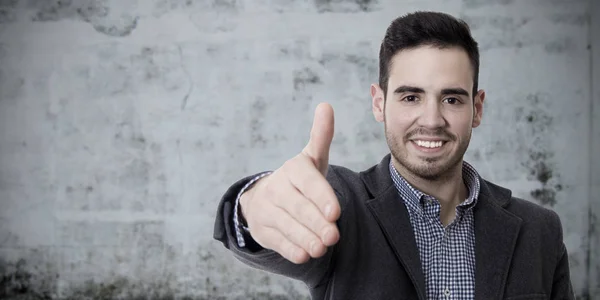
[213,172,339,287]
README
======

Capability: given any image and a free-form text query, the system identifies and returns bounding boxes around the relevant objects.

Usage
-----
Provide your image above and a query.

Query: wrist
[239,188,253,227]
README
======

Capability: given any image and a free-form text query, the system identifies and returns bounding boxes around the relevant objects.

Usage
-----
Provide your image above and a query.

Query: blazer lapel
[474,180,523,299]
[361,155,426,300]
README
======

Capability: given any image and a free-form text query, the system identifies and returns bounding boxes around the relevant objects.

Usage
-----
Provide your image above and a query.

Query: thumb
[302,102,335,175]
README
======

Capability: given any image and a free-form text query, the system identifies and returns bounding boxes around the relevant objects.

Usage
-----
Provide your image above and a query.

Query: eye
[443,97,460,104]
[402,95,418,102]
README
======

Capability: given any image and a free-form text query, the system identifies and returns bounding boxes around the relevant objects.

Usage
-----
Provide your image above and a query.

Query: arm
[212,169,344,288]
[549,210,575,300]
[213,103,341,288]
[232,171,273,249]
[550,243,575,299]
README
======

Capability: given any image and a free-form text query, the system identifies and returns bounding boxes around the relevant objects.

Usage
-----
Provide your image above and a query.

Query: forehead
[388,46,473,93]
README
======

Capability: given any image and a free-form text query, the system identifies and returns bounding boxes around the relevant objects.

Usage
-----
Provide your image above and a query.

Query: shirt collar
[388,159,481,211]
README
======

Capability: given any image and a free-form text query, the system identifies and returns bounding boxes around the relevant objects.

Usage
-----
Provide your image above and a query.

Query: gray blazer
[213,154,575,299]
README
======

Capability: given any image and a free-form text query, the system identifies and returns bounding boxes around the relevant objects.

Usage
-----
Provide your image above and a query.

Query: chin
[407,162,449,180]
[395,154,461,181]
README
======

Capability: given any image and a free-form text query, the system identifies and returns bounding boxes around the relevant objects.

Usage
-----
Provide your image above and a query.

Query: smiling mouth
[412,140,447,149]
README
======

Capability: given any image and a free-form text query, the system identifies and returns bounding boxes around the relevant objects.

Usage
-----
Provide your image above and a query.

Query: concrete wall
[0,0,596,299]
[589,0,600,297]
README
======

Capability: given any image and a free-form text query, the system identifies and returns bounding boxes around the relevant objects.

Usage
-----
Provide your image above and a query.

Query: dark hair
[378,11,480,98]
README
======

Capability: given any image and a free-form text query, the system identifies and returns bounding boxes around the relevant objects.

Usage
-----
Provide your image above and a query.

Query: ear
[472,89,485,128]
[371,84,385,123]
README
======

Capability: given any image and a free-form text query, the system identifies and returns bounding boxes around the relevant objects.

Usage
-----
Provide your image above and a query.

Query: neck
[392,158,468,208]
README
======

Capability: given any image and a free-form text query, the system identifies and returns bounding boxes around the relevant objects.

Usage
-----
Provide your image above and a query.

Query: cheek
[385,106,408,124]
[448,115,474,136]
[385,116,411,136]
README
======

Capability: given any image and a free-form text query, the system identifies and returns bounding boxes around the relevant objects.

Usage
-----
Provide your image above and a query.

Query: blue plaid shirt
[389,160,480,300]
[234,161,481,299]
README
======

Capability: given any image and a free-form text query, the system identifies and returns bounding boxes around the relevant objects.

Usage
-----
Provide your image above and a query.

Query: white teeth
[415,140,443,148]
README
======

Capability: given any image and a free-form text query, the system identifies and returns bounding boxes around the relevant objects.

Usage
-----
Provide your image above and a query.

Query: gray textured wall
[0,0,597,299]
[589,0,600,297]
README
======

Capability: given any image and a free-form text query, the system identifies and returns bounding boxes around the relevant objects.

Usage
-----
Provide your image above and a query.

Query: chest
[406,204,477,299]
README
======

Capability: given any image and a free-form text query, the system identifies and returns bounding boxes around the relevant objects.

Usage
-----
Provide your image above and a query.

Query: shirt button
[444,287,451,296]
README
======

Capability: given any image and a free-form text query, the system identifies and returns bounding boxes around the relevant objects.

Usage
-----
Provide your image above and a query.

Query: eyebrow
[393,85,425,94]
[392,85,470,97]
[441,88,470,97]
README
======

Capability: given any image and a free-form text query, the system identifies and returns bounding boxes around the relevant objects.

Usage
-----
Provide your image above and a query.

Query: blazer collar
[360,154,522,299]
[473,178,522,299]
[361,154,425,298]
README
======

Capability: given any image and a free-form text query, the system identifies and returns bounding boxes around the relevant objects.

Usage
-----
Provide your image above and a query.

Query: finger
[257,226,311,264]
[285,155,342,225]
[273,177,339,247]
[302,102,335,175]
[261,205,328,258]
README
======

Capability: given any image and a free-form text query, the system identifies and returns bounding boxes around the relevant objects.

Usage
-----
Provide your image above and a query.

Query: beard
[385,122,471,181]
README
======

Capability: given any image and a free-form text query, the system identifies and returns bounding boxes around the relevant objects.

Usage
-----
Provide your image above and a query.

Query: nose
[416,98,446,129]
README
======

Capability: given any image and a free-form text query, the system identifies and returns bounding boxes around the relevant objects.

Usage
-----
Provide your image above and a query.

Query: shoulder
[327,163,361,180]
[483,180,564,237]
[325,163,380,215]
[326,164,364,199]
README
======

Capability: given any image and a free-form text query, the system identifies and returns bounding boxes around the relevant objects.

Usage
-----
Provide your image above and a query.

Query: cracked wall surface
[0,0,597,299]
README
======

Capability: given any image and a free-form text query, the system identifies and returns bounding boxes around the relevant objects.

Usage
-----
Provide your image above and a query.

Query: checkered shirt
[234,171,273,247]
[389,160,480,300]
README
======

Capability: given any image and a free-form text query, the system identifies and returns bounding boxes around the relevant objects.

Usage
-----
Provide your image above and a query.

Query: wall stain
[195,140,215,151]
[462,0,514,8]
[86,45,184,97]
[0,258,57,300]
[461,16,530,32]
[152,0,195,17]
[206,115,222,128]
[478,38,527,51]
[0,8,15,23]
[314,0,378,13]
[548,13,588,26]
[0,270,309,300]
[516,93,562,207]
[459,15,534,51]
[114,121,147,150]
[528,152,553,184]
[91,16,139,38]
[276,39,310,60]
[544,37,575,54]
[1,259,32,297]
[318,50,378,85]
[344,53,378,83]
[293,67,321,91]
[249,97,268,148]
[0,0,18,7]
[0,0,17,24]
[30,0,101,22]
[530,187,557,206]
[212,0,238,12]
[29,0,138,37]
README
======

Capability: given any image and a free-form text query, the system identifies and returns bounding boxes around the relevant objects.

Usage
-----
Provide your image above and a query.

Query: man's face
[371,46,485,181]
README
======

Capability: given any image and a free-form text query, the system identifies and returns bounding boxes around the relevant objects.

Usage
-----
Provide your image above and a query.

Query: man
[213,11,575,299]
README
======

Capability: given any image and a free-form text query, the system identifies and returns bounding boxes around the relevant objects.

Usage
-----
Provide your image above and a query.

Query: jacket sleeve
[212,168,345,289]
[549,210,575,300]
[550,243,575,299]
